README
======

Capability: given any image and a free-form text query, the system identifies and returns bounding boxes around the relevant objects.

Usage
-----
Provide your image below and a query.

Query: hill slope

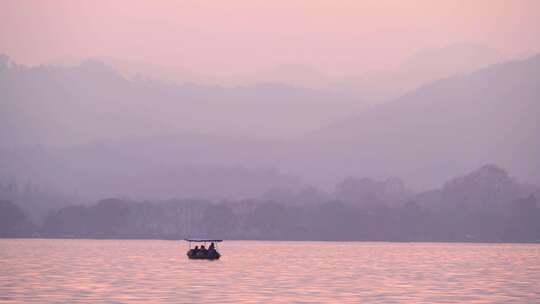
[0,56,364,146]
[307,54,540,188]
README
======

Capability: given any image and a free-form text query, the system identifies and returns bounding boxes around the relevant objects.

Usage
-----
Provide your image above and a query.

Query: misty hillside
[307,54,540,189]
[0,55,364,146]
[1,54,539,202]
[0,134,302,201]
[332,43,504,102]
[48,43,504,105]
[98,43,503,103]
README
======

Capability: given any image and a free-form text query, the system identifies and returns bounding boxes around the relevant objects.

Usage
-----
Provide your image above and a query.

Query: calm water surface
[1,239,540,303]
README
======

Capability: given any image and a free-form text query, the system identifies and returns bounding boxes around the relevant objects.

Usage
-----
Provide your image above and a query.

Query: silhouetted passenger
[192,245,199,255]
[200,245,208,254]
[209,242,215,250]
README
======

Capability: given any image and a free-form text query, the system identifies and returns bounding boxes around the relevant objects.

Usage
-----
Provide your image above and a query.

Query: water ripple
[1,240,539,303]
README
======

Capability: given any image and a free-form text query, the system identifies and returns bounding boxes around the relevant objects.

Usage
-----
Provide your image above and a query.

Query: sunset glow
[1,0,539,75]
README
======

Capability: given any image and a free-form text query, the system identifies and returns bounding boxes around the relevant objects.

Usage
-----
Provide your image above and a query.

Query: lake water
[1,240,540,303]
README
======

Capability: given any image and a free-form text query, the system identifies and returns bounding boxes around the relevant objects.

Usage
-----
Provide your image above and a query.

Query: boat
[185,238,222,260]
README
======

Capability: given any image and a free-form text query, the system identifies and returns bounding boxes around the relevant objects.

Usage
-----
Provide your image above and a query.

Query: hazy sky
[1,0,539,76]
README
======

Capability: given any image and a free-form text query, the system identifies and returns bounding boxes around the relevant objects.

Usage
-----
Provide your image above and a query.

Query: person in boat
[200,245,208,255]
[208,242,217,256]
[192,245,200,255]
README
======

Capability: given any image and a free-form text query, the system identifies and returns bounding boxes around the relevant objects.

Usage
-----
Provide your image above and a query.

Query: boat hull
[187,251,221,260]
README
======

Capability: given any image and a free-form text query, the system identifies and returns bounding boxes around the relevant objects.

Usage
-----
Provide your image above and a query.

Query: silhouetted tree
[42,205,88,237]
[86,199,132,238]
[202,203,237,238]
[503,195,540,242]
[245,202,288,239]
[0,200,32,237]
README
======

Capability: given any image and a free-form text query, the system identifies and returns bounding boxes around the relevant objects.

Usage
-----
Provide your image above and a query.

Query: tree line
[1,165,539,242]
[1,194,539,242]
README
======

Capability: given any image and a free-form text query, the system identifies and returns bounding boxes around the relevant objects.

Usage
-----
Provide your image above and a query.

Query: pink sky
[1,0,539,75]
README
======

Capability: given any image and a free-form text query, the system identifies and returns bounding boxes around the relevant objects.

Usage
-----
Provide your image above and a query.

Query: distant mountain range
[0,57,364,145]
[51,43,509,102]
[331,43,505,101]
[306,54,540,189]
[1,51,539,201]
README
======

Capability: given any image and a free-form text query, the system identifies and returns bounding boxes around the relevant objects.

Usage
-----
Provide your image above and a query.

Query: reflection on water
[1,239,540,303]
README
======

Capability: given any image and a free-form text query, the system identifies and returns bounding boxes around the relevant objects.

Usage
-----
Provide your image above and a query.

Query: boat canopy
[184,238,223,242]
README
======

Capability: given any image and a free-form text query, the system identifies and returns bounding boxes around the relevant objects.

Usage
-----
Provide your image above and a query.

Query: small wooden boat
[185,238,222,260]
